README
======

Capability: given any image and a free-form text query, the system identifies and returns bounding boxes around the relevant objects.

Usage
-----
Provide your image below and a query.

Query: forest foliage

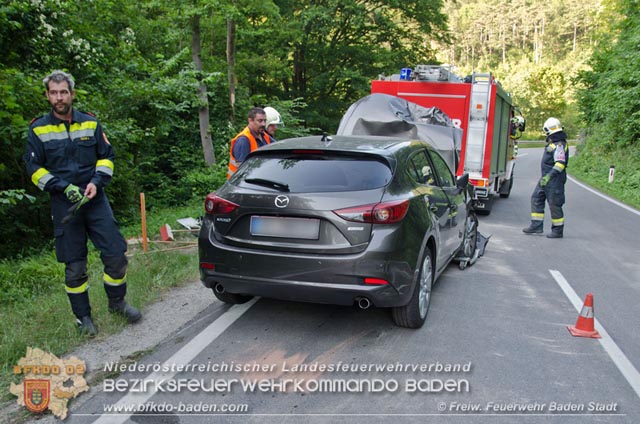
[0,0,637,259]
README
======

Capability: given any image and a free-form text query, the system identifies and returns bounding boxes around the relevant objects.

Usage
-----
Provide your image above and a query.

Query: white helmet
[264,107,283,127]
[543,117,562,136]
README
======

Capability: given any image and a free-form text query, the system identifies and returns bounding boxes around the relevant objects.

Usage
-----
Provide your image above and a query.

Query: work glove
[539,174,551,187]
[61,195,90,224]
[64,184,84,203]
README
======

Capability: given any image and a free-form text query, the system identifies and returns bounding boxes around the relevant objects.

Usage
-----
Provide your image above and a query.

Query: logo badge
[275,195,290,208]
[24,380,50,413]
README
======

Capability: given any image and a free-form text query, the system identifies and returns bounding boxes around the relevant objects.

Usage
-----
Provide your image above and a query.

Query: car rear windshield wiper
[244,177,290,192]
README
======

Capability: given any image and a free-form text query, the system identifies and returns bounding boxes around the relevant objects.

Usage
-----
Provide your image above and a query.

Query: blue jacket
[24,109,114,193]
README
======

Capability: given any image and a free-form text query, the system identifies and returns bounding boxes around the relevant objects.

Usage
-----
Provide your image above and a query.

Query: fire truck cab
[372,65,523,215]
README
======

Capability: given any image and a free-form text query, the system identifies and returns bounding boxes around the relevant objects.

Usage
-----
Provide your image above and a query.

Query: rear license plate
[250,216,320,240]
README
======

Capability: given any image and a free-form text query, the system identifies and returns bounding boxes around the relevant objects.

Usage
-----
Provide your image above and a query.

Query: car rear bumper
[198,225,417,308]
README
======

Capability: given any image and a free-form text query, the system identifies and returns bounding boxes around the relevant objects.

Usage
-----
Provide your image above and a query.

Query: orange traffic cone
[567,293,601,338]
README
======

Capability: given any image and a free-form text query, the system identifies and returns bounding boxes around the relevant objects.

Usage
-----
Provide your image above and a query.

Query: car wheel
[460,212,478,259]
[391,246,434,329]
[211,287,253,304]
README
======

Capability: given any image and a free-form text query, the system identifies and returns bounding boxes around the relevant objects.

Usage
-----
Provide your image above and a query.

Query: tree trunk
[226,18,237,122]
[191,14,215,166]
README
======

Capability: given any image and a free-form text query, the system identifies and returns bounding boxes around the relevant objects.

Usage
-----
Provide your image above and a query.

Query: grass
[569,144,640,210]
[0,197,205,402]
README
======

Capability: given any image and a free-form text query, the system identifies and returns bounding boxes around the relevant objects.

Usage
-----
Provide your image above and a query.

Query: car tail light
[364,277,389,285]
[204,193,239,215]
[334,199,409,224]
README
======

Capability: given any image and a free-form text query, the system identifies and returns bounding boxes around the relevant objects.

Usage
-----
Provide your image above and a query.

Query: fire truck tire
[499,177,514,198]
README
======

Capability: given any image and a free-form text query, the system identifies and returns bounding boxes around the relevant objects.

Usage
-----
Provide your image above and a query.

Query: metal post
[140,193,148,253]
[608,165,615,183]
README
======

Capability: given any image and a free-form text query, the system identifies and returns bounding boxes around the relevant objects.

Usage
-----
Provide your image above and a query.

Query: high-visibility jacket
[227,127,271,179]
[24,109,114,193]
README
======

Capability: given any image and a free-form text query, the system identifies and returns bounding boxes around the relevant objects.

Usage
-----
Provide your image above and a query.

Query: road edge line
[92,297,259,423]
[567,175,640,217]
[549,269,640,400]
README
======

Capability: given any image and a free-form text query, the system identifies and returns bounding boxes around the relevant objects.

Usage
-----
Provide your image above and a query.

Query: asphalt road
[52,148,640,423]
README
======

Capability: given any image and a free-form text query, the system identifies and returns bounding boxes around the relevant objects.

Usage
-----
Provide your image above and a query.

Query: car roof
[255,135,431,159]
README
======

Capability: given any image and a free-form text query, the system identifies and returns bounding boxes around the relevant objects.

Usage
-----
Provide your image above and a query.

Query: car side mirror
[456,173,469,190]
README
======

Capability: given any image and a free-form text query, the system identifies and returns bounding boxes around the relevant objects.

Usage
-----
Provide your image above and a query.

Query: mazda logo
[275,195,290,208]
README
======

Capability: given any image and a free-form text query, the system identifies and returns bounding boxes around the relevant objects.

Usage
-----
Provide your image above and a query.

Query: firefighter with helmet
[522,117,569,238]
[264,106,284,141]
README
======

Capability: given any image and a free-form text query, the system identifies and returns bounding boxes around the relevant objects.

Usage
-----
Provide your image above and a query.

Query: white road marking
[568,175,640,217]
[550,270,640,400]
[92,297,259,423]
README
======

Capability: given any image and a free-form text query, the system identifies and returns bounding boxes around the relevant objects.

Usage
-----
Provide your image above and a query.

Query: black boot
[108,298,142,323]
[77,315,98,337]
[547,226,564,238]
[522,221,543,234]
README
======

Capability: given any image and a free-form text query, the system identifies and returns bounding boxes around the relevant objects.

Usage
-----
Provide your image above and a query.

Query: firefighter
[24,70,141,336]
[227,107,272,178]
[264,106,284,141]
[522,117,569,238]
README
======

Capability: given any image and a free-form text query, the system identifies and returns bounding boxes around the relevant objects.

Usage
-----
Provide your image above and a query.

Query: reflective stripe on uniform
[33,121,98,142]
[31,167,54,190]
[70,121,98,138]
[553,162,566,172]
[552,218,565,226]
[531,212,544,221]
[33,124,67,142]
[96,159,114,176]
[65,281,89,294]
[104,273,126,286]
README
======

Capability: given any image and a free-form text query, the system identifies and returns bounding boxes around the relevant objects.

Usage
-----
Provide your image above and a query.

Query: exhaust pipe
[214,283,225,294]
[356,297,371,310]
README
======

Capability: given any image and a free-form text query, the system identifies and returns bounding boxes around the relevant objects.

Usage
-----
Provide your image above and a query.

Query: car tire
[391,246,434,329]
[460,212,478,260]
[211,287,253,304]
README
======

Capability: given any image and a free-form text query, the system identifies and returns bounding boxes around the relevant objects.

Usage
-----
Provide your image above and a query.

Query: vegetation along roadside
[0,199,202,402]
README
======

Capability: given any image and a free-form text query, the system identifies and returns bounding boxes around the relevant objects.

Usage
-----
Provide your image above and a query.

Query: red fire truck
[371,65,524,214]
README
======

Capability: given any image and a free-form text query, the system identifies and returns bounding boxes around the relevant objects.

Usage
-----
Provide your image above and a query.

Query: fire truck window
[429,153,455,188]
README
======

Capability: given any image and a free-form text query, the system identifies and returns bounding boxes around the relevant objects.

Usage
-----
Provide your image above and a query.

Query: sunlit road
[60,148,640,424]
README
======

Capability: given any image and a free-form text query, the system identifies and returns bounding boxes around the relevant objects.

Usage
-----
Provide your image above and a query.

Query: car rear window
[230,154,393,192]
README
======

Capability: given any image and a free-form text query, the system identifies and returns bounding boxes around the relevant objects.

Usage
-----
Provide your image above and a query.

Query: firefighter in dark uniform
[24,70,141,336]
[522,117,569,238]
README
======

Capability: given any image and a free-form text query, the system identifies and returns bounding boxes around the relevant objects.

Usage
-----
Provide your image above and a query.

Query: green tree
[255,0,450,131]
[577,0,640,149]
